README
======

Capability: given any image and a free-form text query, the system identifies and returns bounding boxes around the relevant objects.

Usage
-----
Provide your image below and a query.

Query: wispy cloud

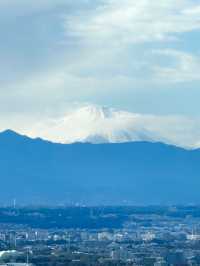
[153,49,200,82]
[65,0,200,44]
[0,0,200,126]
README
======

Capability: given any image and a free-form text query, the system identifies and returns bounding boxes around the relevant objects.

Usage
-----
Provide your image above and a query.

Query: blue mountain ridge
[0,129,200,205]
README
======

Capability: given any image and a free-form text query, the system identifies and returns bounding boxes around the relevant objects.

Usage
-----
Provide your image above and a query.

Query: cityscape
[1,0,200,265]
[0,206,200,265]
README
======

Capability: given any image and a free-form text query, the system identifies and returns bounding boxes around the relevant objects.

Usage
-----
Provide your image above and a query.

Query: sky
[1,0,200,144]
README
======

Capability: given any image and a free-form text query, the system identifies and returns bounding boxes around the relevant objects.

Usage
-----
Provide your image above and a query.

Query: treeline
[0,206,200,229]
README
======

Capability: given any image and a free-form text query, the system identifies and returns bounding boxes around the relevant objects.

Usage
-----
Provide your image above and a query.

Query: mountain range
[1,129,200,205]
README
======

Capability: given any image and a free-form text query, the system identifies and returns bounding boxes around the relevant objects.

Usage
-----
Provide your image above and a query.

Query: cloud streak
[0,0,200,131]
[153,49,200,82]
[65,0,200,44]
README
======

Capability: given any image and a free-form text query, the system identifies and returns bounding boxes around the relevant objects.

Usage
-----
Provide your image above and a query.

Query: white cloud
[60,0,200,87]
[153,49,200,82]
[182,4,200,15]
[0,0,200,126]
[65,0,200,45]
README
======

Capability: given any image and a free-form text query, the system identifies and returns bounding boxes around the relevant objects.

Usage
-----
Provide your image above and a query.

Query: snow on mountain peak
[68,105,114,123]
[4,104,200,148]
[24,104,163,144]
[77,105,113,119]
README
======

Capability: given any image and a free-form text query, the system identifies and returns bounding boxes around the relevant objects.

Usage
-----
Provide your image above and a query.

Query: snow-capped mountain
[11,104,200,148]
[26,105,165,144]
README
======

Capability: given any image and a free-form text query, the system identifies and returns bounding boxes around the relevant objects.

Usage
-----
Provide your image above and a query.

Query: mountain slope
[0,130,200,205]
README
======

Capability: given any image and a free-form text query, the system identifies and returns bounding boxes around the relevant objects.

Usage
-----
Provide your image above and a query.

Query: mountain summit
[27,105,164,144]
[6,104,199,148]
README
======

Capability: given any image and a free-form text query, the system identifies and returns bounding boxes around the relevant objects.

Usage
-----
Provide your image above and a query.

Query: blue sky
[1,0,200,125]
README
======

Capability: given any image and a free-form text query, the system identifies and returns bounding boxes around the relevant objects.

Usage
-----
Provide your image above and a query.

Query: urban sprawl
[0,206,200,265]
